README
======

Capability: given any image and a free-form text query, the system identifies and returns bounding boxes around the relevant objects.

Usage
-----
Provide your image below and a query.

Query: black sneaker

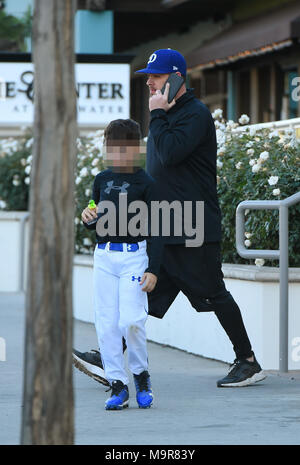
[72,349,109,386]
[217,356,266,387]
[105,380,129,410]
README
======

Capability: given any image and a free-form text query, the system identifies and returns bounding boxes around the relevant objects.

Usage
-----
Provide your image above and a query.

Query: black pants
[147,242,253,360]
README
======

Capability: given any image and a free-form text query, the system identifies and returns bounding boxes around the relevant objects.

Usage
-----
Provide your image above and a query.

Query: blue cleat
[105,380,129,410]
[133,370,153,409]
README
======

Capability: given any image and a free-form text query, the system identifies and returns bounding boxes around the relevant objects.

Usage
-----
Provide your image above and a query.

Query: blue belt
[98,242,139,252]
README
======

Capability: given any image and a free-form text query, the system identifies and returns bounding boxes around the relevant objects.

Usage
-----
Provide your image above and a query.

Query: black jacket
[146,89,222,244]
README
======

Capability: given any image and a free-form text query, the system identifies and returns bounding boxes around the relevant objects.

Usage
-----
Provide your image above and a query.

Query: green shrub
[213,110,300,267]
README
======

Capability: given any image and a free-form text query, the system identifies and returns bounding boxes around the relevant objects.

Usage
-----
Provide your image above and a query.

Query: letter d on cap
[148,53,157,64]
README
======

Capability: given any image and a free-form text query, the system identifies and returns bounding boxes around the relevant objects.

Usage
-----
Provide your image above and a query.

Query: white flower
[284,127,294,135]
[75,176,82,185]
[252,164,261,173]
[12,179,20,186]
[247,148,255,156]
[238,114,250,125]
[245,232,252,239]
[245,239,252,247]
[0,200,7,209]
[217,146,226,156]
[249,126,256,137]
[272,188,280,196]
[74,217,80,225]
[259,151,269,161]
[85,188,91,197]
[25,165,31,175]
[91,167,99,176]
[24,177,30,185]
[268,130,279,139]
[226,120,236,130]
[268,176,279,186]
[212,108,223,119]
[83,238,92,246]
[255,258,265,267]
[27,155,33,164]
[80,167,88,177]
[246,141,254,148]
[235,162,243,169]
[217,159,223,168]
[81,247,91,254]
[91,158,99,166]
[25,138,33,149]
[217,123,226,131]
[216,129,225,146]
[20,158,27,166]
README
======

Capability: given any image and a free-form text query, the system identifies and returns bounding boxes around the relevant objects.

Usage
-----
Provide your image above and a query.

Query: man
[74,49,266,388]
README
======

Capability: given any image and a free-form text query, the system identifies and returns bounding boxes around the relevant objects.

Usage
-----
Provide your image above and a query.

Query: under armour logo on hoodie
[104,181,130,194]
[131,276,141,282]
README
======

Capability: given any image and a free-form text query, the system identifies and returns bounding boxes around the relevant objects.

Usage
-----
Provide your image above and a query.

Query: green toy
[88,199,96,209]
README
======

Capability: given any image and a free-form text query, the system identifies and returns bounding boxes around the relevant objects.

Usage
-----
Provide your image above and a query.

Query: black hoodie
[146,89,222,244]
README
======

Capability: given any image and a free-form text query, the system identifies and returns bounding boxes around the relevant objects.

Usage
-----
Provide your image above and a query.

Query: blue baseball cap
[135,49,186,76]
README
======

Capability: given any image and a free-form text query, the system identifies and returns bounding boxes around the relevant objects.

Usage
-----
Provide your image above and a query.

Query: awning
[186,2,300,71]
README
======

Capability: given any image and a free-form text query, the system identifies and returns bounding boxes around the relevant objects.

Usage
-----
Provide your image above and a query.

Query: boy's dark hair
[104,119,142,146]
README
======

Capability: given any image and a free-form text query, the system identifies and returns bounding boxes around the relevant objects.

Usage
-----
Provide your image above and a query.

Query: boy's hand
[140,272,157,292]
[81,206,97,223]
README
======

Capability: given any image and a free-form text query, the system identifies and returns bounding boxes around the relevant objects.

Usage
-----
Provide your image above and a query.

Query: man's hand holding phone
[149,82,176,112]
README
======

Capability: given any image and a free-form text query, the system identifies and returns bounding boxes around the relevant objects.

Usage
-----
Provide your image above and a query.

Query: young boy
[81,119,163,410]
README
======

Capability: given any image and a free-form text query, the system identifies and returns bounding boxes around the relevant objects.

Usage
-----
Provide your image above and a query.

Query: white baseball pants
[93,241,149,386]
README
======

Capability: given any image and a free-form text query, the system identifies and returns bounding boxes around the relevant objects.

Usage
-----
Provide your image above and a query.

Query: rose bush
[0,128,105,254]
[214,109,300,267]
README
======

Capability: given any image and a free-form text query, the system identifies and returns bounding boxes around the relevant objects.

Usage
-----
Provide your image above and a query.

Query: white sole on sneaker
[72,353,109,386]
[105,400,129,411]
[219,370,267,387]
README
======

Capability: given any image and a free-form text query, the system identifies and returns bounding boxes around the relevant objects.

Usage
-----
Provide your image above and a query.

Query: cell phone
[87,213,100,225]
[161,73,184,103]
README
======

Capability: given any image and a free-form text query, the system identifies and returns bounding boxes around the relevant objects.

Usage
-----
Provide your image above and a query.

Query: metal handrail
[236,191,300,372]
[233,117,300,135]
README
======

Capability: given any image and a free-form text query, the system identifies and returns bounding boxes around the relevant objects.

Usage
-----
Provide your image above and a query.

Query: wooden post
[21,0,77,445]
[250,67,259,124]
[270,64,276,122]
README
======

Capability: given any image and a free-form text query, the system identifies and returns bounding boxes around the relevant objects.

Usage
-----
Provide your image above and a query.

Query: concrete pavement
[0,292,300,445]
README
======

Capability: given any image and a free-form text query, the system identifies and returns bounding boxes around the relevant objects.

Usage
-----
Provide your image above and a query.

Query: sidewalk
[0,292,300,445]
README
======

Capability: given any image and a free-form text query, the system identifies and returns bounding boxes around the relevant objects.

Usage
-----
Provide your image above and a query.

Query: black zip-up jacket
[146,89,222,244]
